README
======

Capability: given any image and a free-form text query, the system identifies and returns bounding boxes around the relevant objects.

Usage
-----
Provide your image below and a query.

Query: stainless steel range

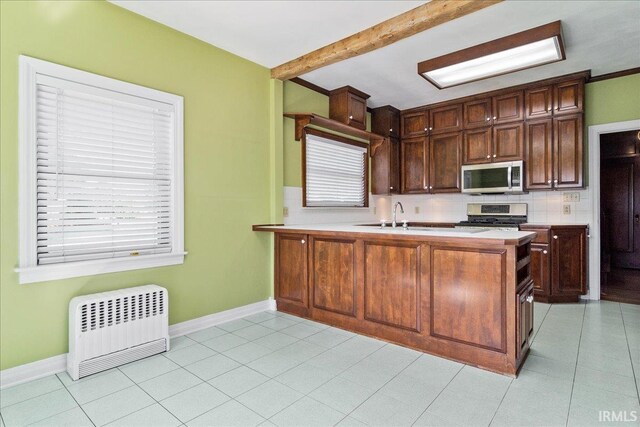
[455,203,528,231]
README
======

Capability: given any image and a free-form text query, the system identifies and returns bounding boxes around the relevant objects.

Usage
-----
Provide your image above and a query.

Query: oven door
[461,161,523,194]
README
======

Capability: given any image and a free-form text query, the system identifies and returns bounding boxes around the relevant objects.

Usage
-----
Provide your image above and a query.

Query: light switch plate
[283,207,289,217]
[563,192,581,202]
[415,206,420,214]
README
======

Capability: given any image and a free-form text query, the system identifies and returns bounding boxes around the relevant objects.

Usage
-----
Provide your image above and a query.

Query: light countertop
[254,223,537,241]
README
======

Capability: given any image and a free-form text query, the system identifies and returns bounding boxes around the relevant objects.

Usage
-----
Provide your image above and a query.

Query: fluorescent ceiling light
[418,21,565,89]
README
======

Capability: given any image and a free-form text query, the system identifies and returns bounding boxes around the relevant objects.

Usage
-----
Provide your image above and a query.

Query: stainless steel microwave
[461,160,524,194]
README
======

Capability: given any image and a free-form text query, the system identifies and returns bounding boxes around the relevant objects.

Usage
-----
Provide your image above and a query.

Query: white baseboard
[0,298,276,389]
[168,298,276,337]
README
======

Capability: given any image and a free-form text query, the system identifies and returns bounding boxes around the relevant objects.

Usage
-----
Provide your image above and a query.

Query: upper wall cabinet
[371,106,401,195]
[401,109,428,138]
[329,86,370,130]
[553,79,584,115]
[429,103,463,134]
[492,91,524,124]
[525,86,553,119]
[463,99,492,129]
[371,105,400,139]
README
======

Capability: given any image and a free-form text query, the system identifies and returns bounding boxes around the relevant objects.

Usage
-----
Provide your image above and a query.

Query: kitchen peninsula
[254,224,536,376]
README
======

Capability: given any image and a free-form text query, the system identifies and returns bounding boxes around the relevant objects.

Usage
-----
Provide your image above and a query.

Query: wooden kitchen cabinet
[311,237,357,317]
[371,137,400,195]
[493,122,524,162]
[401,109,428,138]
[464,98,493,129]
[429,103,463,134]
[525,86,553,119]
[463,127,492,164]
[492,91,524,124]
[553,79,584,115]
[525,119,553,189]
[430,132,462,193]
[401,136,428,193]
[516,281,534,360]
[329,86,370,130]
[371,105,400,139]
[371,106,401,195]
[275,233,309,316]
[520,225,588,302]
[553,114,583,188]
[401,133,461,194]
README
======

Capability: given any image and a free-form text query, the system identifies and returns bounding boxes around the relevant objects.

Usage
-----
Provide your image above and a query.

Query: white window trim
[16,56,185,284]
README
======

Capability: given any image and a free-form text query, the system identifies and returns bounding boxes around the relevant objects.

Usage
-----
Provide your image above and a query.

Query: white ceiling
[110,0,424,68]
[111,0,640,110]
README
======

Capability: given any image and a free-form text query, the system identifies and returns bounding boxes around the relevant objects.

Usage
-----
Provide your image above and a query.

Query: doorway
[600,129,640,304]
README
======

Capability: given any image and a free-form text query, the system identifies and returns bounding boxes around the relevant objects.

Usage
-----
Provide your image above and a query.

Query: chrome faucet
[392,202,404,228]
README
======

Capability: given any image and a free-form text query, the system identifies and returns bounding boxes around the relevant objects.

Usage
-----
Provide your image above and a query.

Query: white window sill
[15,252,187,284]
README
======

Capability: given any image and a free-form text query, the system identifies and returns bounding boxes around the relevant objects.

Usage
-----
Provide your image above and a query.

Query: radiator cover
[67,285,170,380]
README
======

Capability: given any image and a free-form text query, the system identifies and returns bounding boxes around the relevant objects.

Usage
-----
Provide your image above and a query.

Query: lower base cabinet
[273,232,533,376]
[520,225,588,303]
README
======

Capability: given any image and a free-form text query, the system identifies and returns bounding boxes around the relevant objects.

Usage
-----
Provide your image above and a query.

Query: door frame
[588,119,640,300]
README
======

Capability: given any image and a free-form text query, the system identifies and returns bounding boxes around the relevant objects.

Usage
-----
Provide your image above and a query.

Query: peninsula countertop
[253,222,536,245]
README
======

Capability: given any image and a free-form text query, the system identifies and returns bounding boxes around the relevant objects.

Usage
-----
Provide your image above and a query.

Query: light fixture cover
[418,21,565,89]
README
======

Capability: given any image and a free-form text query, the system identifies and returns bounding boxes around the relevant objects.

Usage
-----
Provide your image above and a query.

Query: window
[17,56,184,284]
[302,129,368,207]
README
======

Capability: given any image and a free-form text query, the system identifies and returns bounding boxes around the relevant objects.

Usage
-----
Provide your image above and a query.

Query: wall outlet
[415,206,420,214]
[563,192,581,202]
[563,204,571,215]
[283,207,289,217]
[373,207,376,215]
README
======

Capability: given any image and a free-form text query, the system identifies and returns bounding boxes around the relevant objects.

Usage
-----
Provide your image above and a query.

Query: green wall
[0,1,273,370]
[585,73,640,126]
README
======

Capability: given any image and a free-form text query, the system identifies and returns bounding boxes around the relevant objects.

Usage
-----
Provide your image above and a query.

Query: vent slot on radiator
[80,290,166,333]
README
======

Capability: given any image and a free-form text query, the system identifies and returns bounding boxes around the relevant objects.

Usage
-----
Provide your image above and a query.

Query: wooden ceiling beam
[270,0,503,81]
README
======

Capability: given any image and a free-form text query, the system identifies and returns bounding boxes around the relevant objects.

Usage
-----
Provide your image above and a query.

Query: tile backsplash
[284,186,593,226]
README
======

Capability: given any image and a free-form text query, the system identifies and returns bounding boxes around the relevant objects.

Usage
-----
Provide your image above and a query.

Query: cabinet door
[348,93,367,130]
[371,137,400,195]
[525,86,553,119]
[429,104,462,134]
[551,227,587,297]
[401,110,428,137]
[312,237,357,317]
[492,91,523,124]
[493,122,523,162]
[553,114,583,188]
[463,127,492,164]
[554,79,583,115]
[401,137,428,193]
[463,98,492,129]
[517,282,534,359]
[530,244,550,296]
[525,119,553,190]
[430,132,461,193]
[276,234,308,311]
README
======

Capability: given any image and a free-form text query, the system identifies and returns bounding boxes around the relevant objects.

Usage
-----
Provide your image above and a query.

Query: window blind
[35,75,175,265]
[305,132,367,207]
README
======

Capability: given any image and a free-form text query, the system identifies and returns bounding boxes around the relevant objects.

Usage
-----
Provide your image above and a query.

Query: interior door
[601,155,640,269]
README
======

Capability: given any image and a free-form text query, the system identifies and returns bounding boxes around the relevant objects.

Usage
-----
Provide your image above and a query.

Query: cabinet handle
[526,295,534,303]
[390,186,394,190]
[349,115,353,120]
[301,239,305,244]
[390,128,393,132]
[429,127,433,131]
[486,117,491,121]
[424,185,428,189]
[543,250,548,254]
[424,127,428,131]
[486,155,491,159]
[553,235,558,240]
[493,116,497,120]
[493,154,497,158]
[554,179,558,186]
[429,185,433,189]
[547,180,551,184]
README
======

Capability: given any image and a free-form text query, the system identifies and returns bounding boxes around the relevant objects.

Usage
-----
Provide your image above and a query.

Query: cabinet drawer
[520,226,550,244]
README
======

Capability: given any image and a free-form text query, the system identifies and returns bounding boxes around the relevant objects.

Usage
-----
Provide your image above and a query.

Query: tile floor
[1,301,639,427]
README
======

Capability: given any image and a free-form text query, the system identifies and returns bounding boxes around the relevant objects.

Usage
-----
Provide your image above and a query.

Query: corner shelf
[284,113,386,156]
